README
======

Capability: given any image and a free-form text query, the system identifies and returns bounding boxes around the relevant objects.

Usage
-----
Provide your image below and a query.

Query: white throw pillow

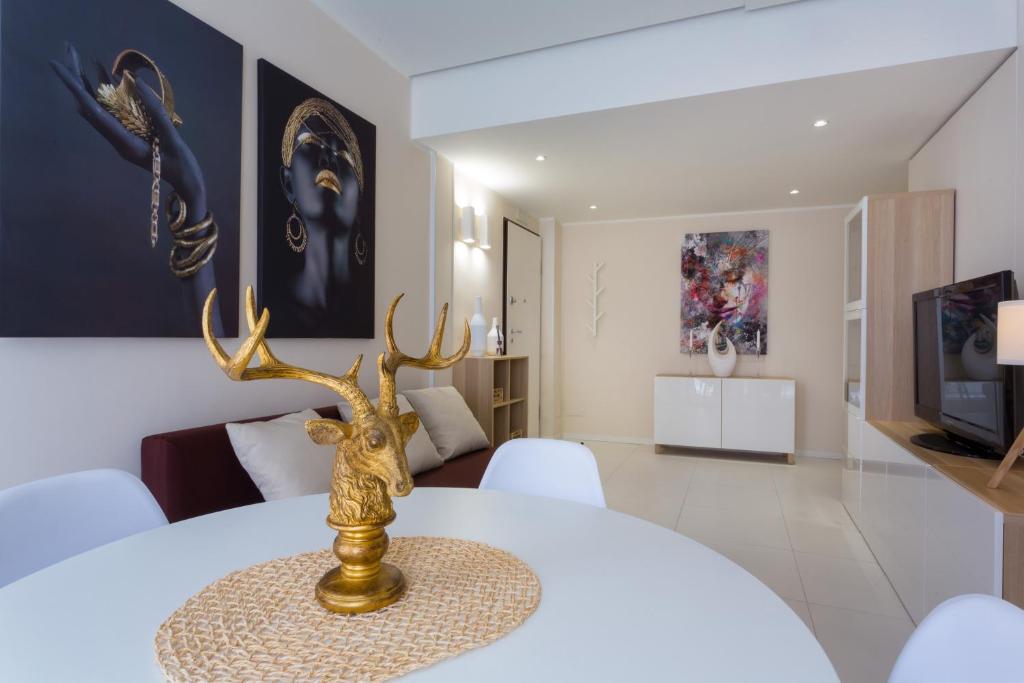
[402,386,489,460]
[225,409,334,501]
[337,395,444,475]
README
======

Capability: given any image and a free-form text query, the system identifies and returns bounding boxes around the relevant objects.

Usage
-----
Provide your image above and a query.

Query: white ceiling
[312,0,802,76]
[420,50,1010,223]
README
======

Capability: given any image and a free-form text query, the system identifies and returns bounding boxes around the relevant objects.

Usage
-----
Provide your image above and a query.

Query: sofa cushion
[225,409,334,501]
[402,386,489,460]
[337,395,444,475]
[141,406,494,523]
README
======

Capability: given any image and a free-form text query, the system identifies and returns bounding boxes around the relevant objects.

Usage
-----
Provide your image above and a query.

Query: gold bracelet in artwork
[95,50,183,249]
[166,194,218,278]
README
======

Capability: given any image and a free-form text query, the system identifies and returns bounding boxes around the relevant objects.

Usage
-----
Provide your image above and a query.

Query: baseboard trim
[798,450,842,460]
[562,434,841,460]
[561,433,654,445]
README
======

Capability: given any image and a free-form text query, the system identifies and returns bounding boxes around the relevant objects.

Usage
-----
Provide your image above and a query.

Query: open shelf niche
[453,355,529,448]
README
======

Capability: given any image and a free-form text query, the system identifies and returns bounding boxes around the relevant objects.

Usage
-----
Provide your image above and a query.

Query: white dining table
[0,487,837,682]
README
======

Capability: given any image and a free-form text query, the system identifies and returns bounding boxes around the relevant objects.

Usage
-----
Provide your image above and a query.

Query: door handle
[509,296,517,305]
[510,329,523,334]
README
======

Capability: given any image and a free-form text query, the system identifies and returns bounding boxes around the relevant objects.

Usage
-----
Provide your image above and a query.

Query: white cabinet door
[842,413,862,525]
[721,379,795,454]
[860,425,928,622]
[924,469,1003,614]
[881,459,928,623]
[654,377,721,448]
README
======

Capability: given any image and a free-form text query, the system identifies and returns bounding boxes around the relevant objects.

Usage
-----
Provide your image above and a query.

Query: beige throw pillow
[337,394,444,475]
[225,409,334,501]
[401,386,489,460]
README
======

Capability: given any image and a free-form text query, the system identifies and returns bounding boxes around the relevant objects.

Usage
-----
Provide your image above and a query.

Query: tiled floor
[587,441,915,683]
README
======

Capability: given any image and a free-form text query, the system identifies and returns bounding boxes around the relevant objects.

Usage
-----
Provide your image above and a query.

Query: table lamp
[987,300,1024,489]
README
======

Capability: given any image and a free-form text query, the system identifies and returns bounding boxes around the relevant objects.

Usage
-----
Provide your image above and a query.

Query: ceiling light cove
[813,119,829,128]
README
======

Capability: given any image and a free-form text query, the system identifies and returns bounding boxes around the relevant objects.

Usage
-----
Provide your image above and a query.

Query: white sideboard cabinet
[654,376,796,462]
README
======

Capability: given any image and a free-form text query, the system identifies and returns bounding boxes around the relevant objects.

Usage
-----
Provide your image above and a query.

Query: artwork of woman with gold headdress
[257,59,376,338]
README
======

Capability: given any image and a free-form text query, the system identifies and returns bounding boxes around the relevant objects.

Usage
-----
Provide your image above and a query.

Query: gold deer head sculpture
[202,286,469,613]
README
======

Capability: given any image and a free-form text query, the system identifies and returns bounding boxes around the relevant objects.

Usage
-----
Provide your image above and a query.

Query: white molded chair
[889,594,1024,683]
[0,469,168,587]
[479,438,606,507]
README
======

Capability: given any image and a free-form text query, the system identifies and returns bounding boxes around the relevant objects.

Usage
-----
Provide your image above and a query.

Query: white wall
[431,161,558,432]
[560,206,848,456]
[539,217,563,438]
[448,169,537,335]
[909,53,1021,286]
[0,0,432,490]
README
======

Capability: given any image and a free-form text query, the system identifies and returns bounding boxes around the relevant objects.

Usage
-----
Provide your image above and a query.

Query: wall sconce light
[478,214,491,250]
[460,205,476,244]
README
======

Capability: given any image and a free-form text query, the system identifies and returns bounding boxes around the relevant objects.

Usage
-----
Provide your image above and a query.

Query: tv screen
[913,271,1016,454]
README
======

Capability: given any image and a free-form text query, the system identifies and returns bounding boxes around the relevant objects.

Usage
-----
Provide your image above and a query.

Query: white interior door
[504,220,541,437]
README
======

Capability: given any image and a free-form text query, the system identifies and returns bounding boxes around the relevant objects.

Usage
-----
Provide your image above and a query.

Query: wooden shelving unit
[453,355,529,448]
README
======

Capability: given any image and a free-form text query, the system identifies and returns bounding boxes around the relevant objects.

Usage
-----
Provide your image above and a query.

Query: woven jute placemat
[154,536,541,682]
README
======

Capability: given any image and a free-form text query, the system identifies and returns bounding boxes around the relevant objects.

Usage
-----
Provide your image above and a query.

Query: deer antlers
[377,294,471,417]
[202,287,376,419]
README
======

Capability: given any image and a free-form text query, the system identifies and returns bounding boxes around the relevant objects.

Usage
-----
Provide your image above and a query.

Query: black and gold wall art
[0,0,242,337]
[257,59,376,338]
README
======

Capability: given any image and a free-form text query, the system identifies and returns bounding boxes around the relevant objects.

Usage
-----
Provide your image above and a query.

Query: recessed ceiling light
[535,155,547,161]
[813,119,829,128]
[789,189,800,195]
[589,204,598,210]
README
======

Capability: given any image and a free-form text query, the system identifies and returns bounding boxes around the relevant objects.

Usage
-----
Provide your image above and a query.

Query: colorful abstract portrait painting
[0,0,242,336]
[257,59,376,338]
[680,230,769,354]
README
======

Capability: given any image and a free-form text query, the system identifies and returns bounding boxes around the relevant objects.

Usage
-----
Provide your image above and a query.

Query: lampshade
[459,206,476,244]
[478,214,490,249]
[997,300,1024,365]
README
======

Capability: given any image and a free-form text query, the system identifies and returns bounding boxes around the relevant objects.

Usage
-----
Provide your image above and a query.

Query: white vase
[470,297,487,357]
[486,317,500,355]
[707,321,737,378]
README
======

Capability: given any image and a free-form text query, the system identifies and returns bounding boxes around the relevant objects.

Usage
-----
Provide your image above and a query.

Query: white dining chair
[0,468,168,587]
[888,594,1024,683]
[479,438,606,507]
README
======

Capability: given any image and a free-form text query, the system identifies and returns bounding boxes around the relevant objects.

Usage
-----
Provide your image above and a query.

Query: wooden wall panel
[865,190,955,421]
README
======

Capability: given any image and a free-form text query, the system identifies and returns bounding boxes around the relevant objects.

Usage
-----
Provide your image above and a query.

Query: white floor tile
[779,492,856,527]
[592,440,912,681]
[583,441,636,482]
[810,603,914,683]
[783,599,815,633]
[690,461,778,491]
[785,518,876,562]
[603,451,692,528]
[676,503,791,550]
[796,552,908,618]
[683,480,784,519]
[708,541,806,601]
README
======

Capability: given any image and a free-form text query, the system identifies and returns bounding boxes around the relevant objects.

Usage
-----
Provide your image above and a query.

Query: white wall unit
[842,412,862,525]
[654,376,795,458]
[850,424,1004,623]
[721,379,796,454]
[924,468,1002,610]
[654,377,722,449]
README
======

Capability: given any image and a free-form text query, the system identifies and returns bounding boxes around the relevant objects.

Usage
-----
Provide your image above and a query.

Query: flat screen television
[912,271,1018,458]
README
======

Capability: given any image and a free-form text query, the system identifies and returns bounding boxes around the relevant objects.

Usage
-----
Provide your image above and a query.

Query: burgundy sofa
[141,406,494,523]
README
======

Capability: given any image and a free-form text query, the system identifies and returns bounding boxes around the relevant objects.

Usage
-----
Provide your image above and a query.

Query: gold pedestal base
[316,520,407,614]
[316,562,406,614]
